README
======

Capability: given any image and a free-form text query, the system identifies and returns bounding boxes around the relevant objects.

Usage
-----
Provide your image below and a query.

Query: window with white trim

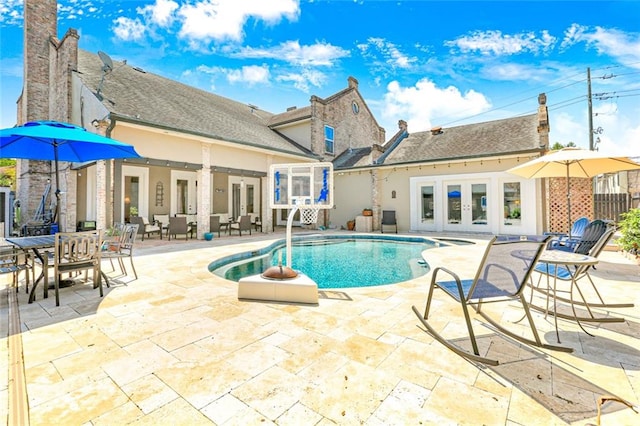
[324,125,334,154]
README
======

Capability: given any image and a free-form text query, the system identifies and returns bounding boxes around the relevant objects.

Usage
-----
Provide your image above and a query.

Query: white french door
[171,170,197,215]
[228,176,260,220]
[122,165,149,222]
[443,180,490,232]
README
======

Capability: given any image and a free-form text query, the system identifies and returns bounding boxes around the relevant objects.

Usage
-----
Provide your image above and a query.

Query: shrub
[616,208,640,254]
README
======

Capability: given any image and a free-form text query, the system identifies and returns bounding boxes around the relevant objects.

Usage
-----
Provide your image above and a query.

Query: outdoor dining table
[6,234,109,303]
[6,234,57,303]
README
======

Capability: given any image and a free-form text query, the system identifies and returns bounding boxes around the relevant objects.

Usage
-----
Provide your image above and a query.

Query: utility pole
[587,67,594,151]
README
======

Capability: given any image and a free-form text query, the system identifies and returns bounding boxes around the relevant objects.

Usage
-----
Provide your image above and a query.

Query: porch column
[261,175,270,233]
[96,160,107,231]
[93,120,109,231]
[197,143,211,239]
[371,169,381,231]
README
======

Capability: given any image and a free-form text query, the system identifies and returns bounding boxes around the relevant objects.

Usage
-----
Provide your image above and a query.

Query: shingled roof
[381,114,543,165]
[76,50,315,158]
[333,147,373,169]
[268,106,312,127]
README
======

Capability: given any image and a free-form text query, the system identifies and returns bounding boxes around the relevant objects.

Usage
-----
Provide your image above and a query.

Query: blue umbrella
[0,120,141,222]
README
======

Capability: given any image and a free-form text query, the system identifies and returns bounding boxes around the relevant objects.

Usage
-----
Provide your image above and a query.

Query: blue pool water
[210,235,450,289]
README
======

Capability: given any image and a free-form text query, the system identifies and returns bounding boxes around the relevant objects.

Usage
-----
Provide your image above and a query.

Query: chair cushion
[154,214,170,228]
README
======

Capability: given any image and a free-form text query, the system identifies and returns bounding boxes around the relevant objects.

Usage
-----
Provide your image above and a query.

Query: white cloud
[549,110,586,149]
[112,17,147,41]
[177,0,299,44]
[380,78,491,133]
[562,24,640,66]
[226,65,270,85]
[362,37,417,69]
[0,0,22,25]
[138,0,179,28]
[277,69,327,92]
[446,30,557,56]
[235,40,349,66]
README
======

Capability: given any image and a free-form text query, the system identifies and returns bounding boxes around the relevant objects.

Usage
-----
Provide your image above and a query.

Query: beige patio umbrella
[506,147,640,237]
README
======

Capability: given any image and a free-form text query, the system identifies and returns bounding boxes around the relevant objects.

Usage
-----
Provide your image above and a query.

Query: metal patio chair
[412,235,571,365]
[102,223,139,280]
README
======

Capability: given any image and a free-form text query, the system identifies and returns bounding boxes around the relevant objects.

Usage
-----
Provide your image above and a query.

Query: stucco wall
[333,172,373,229]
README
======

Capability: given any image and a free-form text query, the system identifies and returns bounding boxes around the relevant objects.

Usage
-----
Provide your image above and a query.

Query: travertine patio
[2,231,639,425]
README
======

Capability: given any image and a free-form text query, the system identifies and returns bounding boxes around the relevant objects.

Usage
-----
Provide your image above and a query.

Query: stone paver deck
[2,231,639,425]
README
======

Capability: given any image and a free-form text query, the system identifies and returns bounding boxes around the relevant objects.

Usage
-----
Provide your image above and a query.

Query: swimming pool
[209,234,451,289]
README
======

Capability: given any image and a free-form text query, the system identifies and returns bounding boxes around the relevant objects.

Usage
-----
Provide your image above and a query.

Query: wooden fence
[594,193,632,222]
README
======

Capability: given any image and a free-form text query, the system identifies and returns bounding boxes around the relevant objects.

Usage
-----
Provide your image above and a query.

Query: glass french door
[444,181,490,232]
[122,165,149,222]
[413,183,436,231]
[229,176,260,220]
[171,170,197,215]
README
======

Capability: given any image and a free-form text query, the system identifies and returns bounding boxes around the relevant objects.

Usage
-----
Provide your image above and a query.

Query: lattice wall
[547,177,594,233]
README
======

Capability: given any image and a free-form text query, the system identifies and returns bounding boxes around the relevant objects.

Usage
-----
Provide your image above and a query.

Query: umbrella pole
[53,144,60,225]
[566,165,572,240]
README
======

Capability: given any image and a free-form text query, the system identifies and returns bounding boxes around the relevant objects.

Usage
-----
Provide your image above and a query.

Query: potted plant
[129,206,138,217]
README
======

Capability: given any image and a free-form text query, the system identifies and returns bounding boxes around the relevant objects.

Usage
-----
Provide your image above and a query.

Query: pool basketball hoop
[299,206,320,225]
[269,162,334,267]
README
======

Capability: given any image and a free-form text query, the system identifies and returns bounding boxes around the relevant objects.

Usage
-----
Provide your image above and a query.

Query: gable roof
[268,106,312,127]
[76,50,315,158]
[381,114,543,165]
[333,147,373,169]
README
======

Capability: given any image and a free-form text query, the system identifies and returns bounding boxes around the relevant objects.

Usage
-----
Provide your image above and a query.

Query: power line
[439,66,634,128]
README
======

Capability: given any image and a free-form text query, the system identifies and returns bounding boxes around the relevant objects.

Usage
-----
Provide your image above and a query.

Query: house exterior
[15,0,387,237]
[15,0,563,238]
[330,97,551,235]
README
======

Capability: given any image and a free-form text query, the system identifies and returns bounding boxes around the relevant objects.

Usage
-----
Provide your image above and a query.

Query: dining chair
[102,223,139,279]
[53,230,103,306]
[0,244,32,293]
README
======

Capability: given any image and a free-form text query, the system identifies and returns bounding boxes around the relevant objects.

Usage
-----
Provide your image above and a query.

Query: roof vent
[431,126,443,135]
[132,66,146,73]
[287,106,297,112]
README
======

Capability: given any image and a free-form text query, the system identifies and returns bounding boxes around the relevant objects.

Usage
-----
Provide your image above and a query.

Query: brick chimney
[537,92,550,149]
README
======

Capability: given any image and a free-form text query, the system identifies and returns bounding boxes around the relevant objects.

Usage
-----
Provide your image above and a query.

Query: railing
[594,193,632,223]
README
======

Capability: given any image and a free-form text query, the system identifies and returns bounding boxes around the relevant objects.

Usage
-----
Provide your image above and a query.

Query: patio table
[6,234,109,303]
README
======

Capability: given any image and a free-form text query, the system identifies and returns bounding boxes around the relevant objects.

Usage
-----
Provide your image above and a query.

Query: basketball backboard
[269,162,333,209]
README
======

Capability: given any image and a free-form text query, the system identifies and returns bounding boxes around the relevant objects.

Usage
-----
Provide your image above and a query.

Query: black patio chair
[381,210,397,233]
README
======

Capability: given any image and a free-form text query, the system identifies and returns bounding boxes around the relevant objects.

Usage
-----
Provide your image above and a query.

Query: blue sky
[1,0,639,156]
